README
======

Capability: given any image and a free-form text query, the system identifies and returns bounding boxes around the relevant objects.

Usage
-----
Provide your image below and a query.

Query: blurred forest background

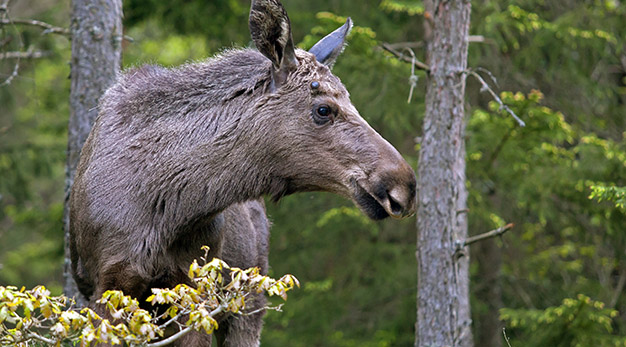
[1,0,625,346]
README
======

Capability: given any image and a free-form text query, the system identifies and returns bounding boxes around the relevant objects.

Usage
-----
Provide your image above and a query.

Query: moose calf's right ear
[309,17,353,68]
[249,0,297,87]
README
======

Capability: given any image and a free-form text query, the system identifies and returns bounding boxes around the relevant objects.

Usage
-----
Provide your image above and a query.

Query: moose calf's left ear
[309,18,353,67]
[249,0,298,89]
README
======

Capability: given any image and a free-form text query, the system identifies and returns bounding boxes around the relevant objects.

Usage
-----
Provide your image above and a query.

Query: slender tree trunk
[415,0,472,346]
[63,0,122,303]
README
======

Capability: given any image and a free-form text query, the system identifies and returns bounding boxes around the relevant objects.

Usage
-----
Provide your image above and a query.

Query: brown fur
[69,1,416,346]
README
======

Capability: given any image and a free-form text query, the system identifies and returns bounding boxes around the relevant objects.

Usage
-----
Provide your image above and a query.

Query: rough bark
[416,0,472,346]
[63,0,122,304]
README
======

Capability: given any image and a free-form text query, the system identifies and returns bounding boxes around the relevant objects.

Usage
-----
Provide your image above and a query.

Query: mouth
[351,179,412,220]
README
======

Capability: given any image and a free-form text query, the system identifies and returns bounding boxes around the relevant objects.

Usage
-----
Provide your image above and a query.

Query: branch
[468,35,494,44]
[385,36,491,51]
[0,58,19,87]
[465,69,526,127]
[381,42,430,72]
[0,18,69,36]
[147,305,225,347]
[0,50,50,59]
[502,328,513,347]
[147,327,193,347]
[464,223,514,247]
[0,18,133,42]
[27,332,56,345]
[384,41,424,50]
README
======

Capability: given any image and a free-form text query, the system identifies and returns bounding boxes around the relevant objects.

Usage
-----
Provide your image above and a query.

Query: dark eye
[317,106,331,117]
[313,105,334,125]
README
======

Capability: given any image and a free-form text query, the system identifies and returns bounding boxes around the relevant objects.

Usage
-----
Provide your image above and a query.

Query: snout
[352,159,417,220]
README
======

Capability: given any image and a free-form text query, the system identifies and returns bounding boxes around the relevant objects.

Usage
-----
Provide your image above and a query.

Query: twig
[243,304,283,316]
[383,36,491,51]
[0,18,69,36]
[385,41,424,50]
[0,7,24,87]
[0,17,133,42]
[383,42,524,129]
[474,67,500,89]
[146,305,225,347]
[157,312,184,330]
[464,223,514,247]
[0,50,50,59]
[502,327,513,347]
[0,57,19,86]
[147,326,193,347]
[27,332,56,345]
[381,42,430,72]
[468,35,494,44]
[465,69,526,127]
[405,47,419,103]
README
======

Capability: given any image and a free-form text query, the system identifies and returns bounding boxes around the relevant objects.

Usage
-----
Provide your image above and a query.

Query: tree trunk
[63,0,122,304]
[415,0,472,346]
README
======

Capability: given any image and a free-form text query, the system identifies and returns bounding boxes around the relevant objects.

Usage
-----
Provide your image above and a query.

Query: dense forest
[1,0,625,346]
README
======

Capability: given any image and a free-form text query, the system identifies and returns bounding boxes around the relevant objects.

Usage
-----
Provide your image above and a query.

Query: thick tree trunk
[63,0,122,303]
[415,0,472,346]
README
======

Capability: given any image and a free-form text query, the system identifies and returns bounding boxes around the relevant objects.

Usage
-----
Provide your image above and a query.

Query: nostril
[388,192,403,215]
[388,186,409,214]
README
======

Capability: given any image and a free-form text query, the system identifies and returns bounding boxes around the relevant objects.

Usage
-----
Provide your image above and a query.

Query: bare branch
[465,69,526,127]
[147,327,193,347]
[385,41,424,50]
[468,35,495,44]
[384,36,491,51]
[0,58,19,86]
[0,17,133,42]
[243,303,283,316]
[146,305,225,347]
[381,42,430,72]
[382,45,524,128]
[502,328,513,347]
[0,50,50,59]
[27,332,56,345]
[464,223,514,247]
[0,18,69,36]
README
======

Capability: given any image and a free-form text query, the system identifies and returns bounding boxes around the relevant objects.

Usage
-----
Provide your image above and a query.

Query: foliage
[467,88,626,343]
[380,0,424,16]
[501,294,626,347]
[589,185,626,211]
[1,0,626,346]
[0,0,70,294]
[0,249,298,346]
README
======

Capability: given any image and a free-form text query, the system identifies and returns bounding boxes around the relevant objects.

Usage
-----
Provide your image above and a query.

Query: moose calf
[70,0,416,345]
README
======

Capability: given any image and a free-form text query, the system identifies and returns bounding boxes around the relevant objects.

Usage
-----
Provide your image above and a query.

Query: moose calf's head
[249,0,416,219]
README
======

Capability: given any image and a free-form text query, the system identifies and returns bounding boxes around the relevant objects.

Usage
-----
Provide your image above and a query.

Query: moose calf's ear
[249,0,297,89]
[309,17,353,68]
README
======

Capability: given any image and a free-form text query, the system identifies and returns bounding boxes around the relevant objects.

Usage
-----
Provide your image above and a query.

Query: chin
[352,182,390,220]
